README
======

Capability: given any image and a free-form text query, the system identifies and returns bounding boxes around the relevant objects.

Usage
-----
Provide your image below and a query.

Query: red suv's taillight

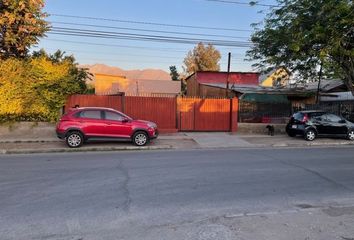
[59,113,71,121]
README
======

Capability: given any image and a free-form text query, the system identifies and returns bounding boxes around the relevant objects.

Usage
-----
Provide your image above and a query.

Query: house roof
[320,92,354,101]
[186,71,260,85]
[202,83,315,97]
[304,79,345,92]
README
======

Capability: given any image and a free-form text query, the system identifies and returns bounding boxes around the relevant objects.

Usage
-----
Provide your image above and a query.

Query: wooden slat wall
[65,95,238,132]
[66,95,123,111]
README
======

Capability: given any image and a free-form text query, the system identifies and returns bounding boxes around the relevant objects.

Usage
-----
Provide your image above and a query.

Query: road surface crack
[260,152,354,193]
[279,160,354,193]
[117,160,132,212]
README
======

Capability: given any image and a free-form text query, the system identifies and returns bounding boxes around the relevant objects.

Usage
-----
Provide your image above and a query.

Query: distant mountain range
[81,64,171,81]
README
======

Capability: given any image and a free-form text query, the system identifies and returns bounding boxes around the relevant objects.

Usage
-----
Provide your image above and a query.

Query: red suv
[56,107,158,148]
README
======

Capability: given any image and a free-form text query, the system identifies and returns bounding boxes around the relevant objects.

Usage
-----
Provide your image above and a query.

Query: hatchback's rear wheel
[66,131,84,148]
[304,129,316,141]
[347,130,354,141]
[133,131,149,146]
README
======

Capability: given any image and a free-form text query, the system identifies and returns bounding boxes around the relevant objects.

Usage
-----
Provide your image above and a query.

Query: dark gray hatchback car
[286,110,354,141]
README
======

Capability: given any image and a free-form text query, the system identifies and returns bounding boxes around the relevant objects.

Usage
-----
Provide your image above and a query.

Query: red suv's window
[105,111,124,121]
[78,110,102,119]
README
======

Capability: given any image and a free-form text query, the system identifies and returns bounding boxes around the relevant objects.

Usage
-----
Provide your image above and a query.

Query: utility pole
[136,81,139,96]
[226,52,231,98]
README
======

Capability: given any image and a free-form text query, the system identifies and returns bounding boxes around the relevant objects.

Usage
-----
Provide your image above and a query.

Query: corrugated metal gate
[125,96,177,132]
[178,97,233,131]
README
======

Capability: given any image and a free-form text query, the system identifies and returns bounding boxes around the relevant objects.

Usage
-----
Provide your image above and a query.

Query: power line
[44,39,190,52]
[38,46,246,60]
[51,26,252,44]
[71,57,178,64]
[72,57,249,65]
[48,27,253,47]
[48,31,253,48]
[51,21,250,40]
[38,47,183,59]
[204,0,278,7]
[50,26,253,46]
[50,13,253,32]
[41,39,248,59]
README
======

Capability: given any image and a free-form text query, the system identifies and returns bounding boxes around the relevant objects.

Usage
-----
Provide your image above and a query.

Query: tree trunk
[345,76,354,96]
[343,62,354,96]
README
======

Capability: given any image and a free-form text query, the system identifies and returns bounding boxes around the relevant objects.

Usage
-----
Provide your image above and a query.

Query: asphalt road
[1,147,354,240]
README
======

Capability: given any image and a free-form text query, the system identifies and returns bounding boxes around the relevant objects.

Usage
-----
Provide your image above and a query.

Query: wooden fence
[65,95,238,133]
[66,95,123,111]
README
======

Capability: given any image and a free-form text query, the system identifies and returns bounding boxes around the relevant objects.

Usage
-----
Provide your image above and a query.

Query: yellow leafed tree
[0,51,89,122]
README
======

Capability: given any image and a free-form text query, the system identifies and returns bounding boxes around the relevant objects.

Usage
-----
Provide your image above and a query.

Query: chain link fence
[239,100,354,123]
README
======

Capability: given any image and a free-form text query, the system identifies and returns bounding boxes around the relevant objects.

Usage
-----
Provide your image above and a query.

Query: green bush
[0,50,90,122]
[0,113,49,123]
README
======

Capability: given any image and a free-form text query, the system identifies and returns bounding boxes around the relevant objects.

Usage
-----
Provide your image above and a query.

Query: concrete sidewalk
[0,133,201,154]
[185,132,354,148]
[1,132,354,154]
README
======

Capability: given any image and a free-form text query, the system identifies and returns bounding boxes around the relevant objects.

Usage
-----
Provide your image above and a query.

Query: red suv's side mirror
[122,117,129,123]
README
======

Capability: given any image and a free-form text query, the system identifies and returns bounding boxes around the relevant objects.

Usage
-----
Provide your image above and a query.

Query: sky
[37,0,277,73]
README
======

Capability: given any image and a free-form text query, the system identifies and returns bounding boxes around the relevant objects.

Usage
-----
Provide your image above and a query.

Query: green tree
[0,0,49,59]
[247,0,354,94]
[169,65,180,81]
[183,42,221,75]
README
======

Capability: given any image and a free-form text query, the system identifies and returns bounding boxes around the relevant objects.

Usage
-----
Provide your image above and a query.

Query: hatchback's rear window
[293,112,304,121]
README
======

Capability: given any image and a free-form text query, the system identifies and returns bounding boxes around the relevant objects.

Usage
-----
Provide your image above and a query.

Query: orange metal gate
[125,96,177,132]
[178,97,232,131]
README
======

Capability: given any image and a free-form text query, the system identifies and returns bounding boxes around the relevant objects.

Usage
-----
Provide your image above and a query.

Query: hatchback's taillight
[301,114,309,123]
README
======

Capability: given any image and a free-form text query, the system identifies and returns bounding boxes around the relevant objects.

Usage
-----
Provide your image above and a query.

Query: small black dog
[266,125,275,136]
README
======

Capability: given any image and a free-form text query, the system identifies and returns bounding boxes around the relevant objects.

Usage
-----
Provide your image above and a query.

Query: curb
[0,137,194,144]
[0,145,173,154]
[271,141,354,147]
[0,139,60,144]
